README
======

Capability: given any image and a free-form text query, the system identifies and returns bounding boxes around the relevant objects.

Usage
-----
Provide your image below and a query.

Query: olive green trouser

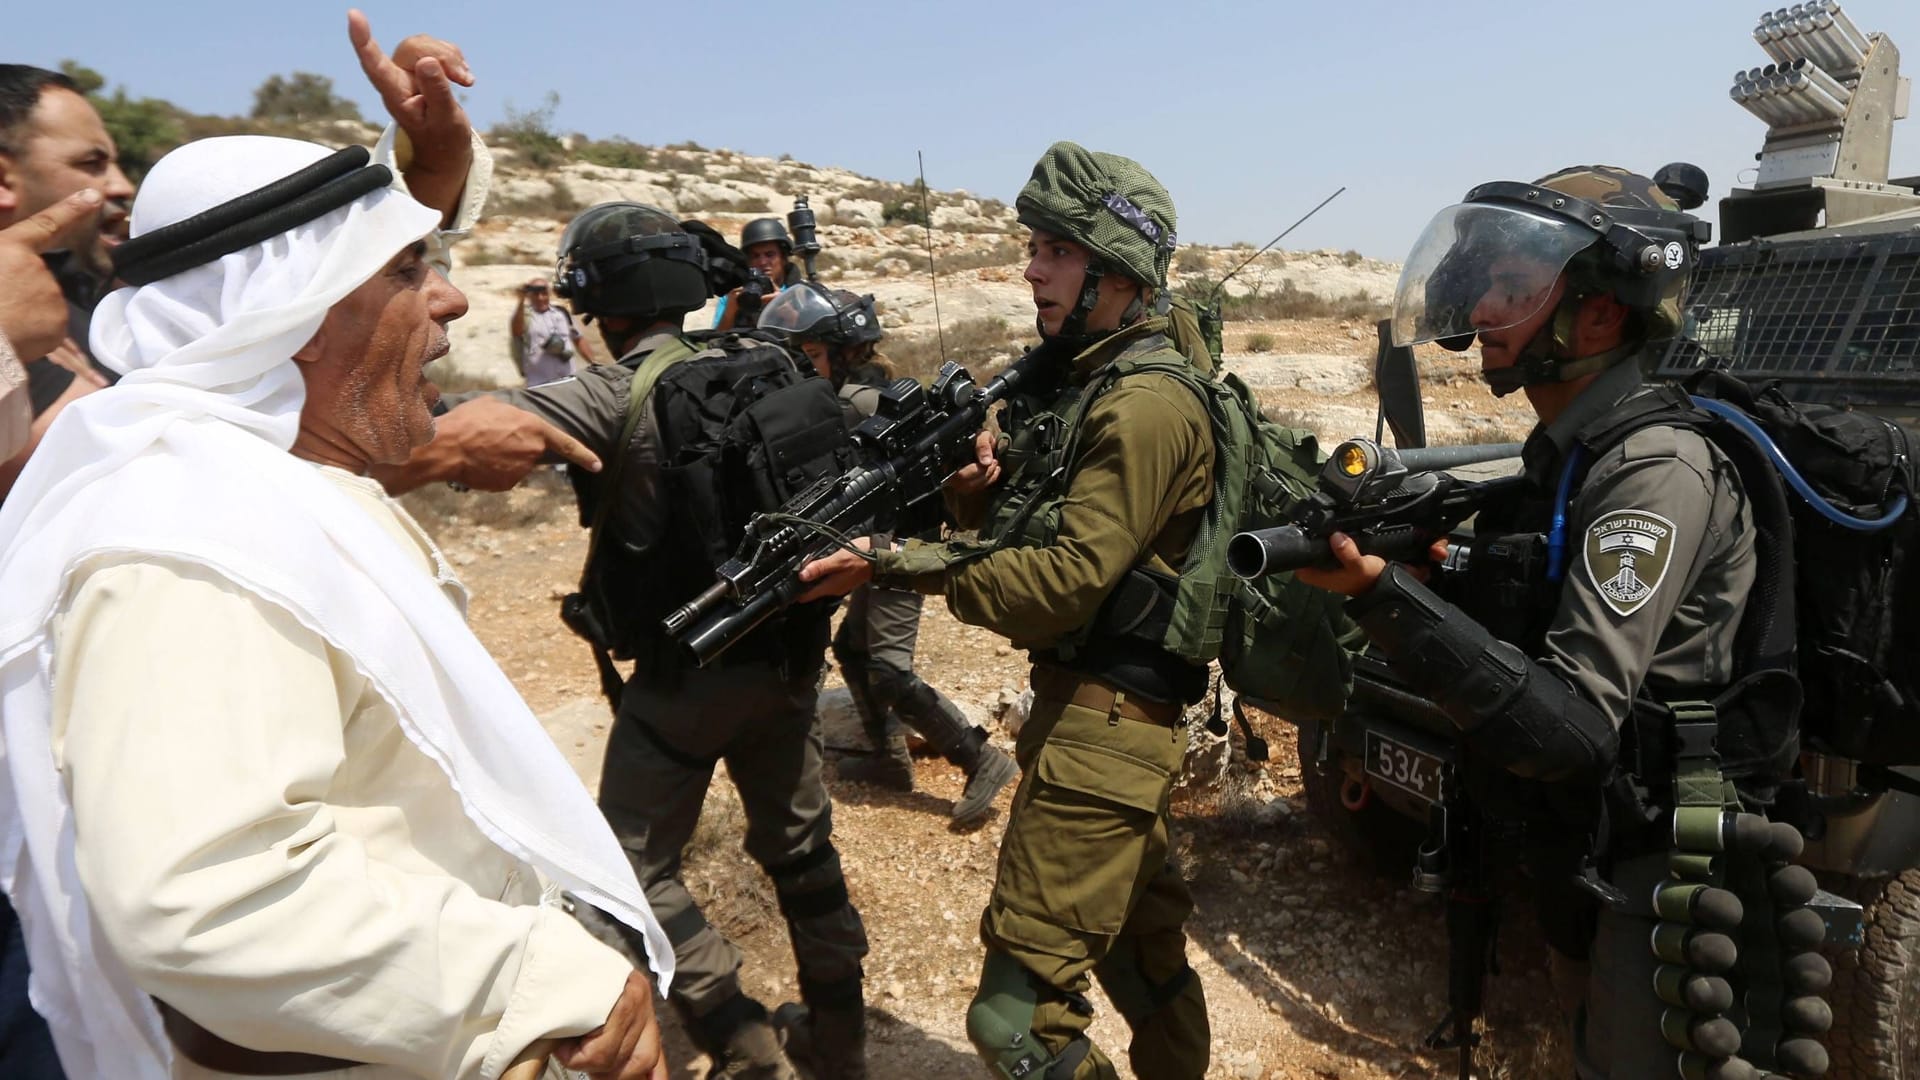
[970,675,1210,1080]
[598,655,869,1022]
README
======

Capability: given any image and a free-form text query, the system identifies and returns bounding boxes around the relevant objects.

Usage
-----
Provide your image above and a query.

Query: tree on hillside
[250,72,362,124]
[488,92,564,168]
[59,59,183,183]
[58,60,105,95]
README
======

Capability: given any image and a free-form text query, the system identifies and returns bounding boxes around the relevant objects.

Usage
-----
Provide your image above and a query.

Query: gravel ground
[409,322,1569,1079]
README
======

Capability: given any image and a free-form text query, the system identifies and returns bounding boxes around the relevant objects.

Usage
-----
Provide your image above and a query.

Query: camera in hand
[741,268,776,303]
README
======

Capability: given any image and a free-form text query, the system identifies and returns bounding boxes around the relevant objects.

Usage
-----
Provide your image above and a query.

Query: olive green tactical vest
[984,322,1362,721]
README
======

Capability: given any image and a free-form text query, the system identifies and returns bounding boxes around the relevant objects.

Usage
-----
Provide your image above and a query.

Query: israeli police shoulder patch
[1583,509,1677,617]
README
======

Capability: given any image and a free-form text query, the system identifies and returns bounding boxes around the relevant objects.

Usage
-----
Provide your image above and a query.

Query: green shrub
[886,316,1016,383]
[1175,246,1212,274]
[489,93,564,168]
[938,236,1025,273]
[1245,332,1277,353]
[250,72,362,123]
[882,198,928,227]
[578,137,652,170]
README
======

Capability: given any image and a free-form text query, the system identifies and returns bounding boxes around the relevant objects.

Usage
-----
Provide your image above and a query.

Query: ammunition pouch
[1618,670,1803,821]
[1036,567,1208,706]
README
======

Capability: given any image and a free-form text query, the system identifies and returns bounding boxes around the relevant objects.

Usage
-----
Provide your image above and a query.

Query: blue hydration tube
[1546,444,1584,582]
[1691,396,1910,532]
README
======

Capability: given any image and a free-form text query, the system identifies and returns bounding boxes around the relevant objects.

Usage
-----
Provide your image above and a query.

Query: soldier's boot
[678,994,798,1080]
[832,733,915,791]
[882,676,1016,823]
[772,1000,868,1080]
[951,729,1018,827]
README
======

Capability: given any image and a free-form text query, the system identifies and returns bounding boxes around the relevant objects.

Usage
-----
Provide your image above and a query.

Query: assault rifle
[1225,437,1525,580]
[662,350,1047,665]
[1410,773,1499,1080]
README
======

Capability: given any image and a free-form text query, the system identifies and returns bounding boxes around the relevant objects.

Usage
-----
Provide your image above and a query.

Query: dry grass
[678,191,773,214]
[886,316,1019,384]
[1225,281,1387,323]
[681,780,780,942]
[577,137,652,170]
[937,236,1024,273]
[458,244,519,267]
[399,368,579,537]
[492,178,581,219]
[400,473,575,539]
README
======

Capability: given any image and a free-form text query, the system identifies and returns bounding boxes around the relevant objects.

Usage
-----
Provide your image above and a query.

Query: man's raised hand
[347,9,474,220]
[0,190,103,361]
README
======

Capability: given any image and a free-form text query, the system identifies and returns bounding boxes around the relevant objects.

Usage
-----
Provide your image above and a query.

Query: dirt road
[413,454,1569,1079]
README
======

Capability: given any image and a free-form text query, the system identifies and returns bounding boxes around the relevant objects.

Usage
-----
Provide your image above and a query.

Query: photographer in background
[509,275,595,385]
[712,217,796,330]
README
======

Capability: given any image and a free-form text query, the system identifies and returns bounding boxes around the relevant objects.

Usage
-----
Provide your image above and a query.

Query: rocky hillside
[433,138,1533,445]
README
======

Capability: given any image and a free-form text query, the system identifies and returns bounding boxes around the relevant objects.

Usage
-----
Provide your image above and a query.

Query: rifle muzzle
[661,581,730,639]
[1228,523,1441,579]
[678,589,784,667]
[1226,526,1327,578]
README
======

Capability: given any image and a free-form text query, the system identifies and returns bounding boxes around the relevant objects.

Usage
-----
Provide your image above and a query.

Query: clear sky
[15,0,1920,257]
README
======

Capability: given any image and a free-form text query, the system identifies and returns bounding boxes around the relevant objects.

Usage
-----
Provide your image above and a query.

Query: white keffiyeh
[0,133,670,1078]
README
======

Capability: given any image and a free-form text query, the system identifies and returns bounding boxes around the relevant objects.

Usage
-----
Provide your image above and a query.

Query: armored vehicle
[1286,5,1920,1075]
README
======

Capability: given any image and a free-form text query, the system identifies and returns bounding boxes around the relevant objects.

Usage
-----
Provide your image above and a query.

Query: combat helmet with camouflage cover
[1015,141,1179,339]
[554,202,710,322]
[1391,163,1711,395]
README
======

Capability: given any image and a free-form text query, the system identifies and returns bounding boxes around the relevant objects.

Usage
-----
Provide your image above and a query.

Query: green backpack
[1163,292,1224,378]
[1065,351,1363,722]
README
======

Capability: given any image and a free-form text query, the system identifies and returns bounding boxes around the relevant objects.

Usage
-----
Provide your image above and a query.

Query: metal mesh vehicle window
[1658,233,1920,405]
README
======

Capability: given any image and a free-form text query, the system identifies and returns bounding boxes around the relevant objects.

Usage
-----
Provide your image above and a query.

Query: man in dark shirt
[0,65,134,497]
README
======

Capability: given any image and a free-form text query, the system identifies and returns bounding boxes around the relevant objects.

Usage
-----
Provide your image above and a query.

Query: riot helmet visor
[756,282,841,336]
[1390,202,1598,347]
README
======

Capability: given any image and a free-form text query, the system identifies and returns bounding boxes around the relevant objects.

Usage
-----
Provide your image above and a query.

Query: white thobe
[50,467,631,1079]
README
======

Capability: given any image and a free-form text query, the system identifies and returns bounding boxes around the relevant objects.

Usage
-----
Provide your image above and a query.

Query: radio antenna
[917,150,947,364]
[1209,185,1348,304]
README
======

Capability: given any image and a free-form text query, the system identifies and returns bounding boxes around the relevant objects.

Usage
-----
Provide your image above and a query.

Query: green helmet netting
[1015,141,1178,288]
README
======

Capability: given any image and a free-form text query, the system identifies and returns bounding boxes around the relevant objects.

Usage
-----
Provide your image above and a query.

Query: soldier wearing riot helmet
[798,142,1215,1080]
[715,216,798,330]
[392,201,871,1079]
[1297,168,1821,1078]
[756,284,1021,826]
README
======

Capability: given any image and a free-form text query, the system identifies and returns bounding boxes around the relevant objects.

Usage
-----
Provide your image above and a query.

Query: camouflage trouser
[597,654,868,1025]
[968,671,1209,1080]
[832,584,976,762]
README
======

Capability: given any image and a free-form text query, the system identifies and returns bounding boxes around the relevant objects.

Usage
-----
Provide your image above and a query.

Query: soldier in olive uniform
[800,143,1214,1080]
[756,284,1020,825]
[398,203,868,1080]
[1297,168,1802,1078]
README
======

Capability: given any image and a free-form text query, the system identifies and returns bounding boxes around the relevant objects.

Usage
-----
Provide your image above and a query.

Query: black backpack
[1590,372,1920,767]
[1690,372,1920,765]
[563,330,854,674]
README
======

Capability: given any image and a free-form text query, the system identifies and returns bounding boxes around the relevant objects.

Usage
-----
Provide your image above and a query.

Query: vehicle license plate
[1364,730,1445,805]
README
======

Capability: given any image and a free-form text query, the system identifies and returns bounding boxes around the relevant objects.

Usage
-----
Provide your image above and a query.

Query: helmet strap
[1482,294,1632,397]
[1043,262,1107,341]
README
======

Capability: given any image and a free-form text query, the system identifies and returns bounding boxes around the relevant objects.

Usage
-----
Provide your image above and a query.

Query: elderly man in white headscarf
[0,18,672,1080]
